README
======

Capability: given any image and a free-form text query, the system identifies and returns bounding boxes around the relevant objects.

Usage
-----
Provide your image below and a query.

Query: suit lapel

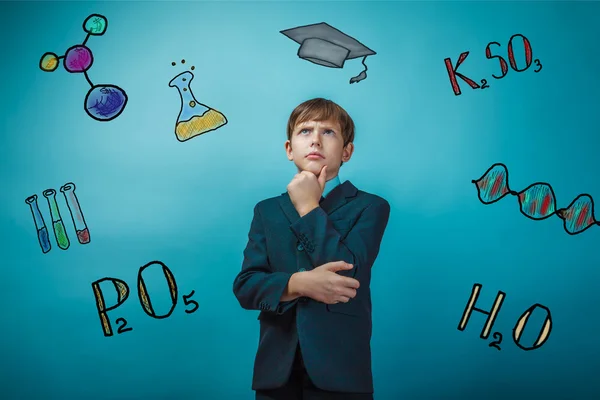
[278,180,358,224]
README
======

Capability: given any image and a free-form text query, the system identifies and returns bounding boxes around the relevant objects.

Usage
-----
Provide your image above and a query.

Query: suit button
[297,243,304,251]
[298,268,306,272]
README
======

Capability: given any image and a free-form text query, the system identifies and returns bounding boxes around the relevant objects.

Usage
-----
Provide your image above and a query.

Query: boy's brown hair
[286,98,355,147]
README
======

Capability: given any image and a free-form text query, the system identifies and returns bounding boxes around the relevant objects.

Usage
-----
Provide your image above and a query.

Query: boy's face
[285,119,354,180]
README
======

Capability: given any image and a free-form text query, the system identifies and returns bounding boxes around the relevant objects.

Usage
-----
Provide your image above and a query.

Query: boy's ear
[285,140,293,160]
[342,142,354,162]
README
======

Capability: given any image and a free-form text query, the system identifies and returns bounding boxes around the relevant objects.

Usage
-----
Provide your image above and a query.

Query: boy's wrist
[298,203,319,217]
[289,272,308,297]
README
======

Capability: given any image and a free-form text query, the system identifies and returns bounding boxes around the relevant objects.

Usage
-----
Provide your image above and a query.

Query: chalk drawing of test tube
[43,189,70,250]
[25,194,52,253]
[60,182,90,244]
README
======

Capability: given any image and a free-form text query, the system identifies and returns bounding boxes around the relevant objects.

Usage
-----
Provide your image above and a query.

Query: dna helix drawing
[472,163,599,235]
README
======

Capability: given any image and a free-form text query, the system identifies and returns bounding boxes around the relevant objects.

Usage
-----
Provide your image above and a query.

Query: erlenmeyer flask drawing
[60,182,91,244]
[43,189,70,250]
[168,70,227,142]
[25,194,51,253]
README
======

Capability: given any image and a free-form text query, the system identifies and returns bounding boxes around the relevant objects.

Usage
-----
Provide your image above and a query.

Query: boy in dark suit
[233,98,390,399]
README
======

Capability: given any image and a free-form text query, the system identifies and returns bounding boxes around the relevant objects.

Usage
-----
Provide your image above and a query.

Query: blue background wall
[2,1,599,399]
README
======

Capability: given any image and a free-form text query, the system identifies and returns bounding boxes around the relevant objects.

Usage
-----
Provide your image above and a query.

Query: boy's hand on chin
[288,165,327,216]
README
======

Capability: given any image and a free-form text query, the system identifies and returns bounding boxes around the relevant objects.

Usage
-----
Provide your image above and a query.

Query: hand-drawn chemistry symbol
[168,60,228,142]
[92,260,200,337]
[458,283,552,352]
[473,163,599,235]
[39,14,128,122]
[25,182,90,254]
[280,22,377,84]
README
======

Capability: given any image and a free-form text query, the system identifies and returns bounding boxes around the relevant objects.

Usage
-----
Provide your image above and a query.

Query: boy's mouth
[306,152,324,159]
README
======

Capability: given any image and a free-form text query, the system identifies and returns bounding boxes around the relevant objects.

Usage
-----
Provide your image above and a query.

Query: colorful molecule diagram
[473,163,599,235]
[39,14,128,122]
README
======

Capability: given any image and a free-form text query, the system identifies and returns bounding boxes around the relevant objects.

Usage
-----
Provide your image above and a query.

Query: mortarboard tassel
[349,56,369,84]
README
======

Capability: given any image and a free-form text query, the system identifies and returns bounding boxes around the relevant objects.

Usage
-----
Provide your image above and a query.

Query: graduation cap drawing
[280,22,376,84]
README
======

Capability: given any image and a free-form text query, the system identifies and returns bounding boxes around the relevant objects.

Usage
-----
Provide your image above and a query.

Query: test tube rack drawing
[39,14,128,122]
[25,182,90,254]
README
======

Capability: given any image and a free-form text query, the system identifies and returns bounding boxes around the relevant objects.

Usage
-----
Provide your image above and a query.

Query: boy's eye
[299,129,335,135]
[299,128,335,136]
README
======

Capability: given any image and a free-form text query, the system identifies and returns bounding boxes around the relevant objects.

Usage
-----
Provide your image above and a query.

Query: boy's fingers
[343,278,360,289]
[318,165,327,189]
[337,295,351,303]
[325,261,352,271]
[324,261,346,268]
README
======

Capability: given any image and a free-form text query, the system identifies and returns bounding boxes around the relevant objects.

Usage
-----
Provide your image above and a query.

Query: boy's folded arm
[233,268,298,313]
[232,204,299,314]
[289,199,391,278]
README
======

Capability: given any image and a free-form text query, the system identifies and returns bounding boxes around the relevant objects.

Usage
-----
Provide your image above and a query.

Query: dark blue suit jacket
[233,180,390,393]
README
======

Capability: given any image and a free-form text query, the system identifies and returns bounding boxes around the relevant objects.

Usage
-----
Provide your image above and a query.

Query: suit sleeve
[233,203,299,314]
[289,199,390,279]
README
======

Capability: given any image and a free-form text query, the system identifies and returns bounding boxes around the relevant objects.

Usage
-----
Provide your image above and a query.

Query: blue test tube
[25,194,51,253]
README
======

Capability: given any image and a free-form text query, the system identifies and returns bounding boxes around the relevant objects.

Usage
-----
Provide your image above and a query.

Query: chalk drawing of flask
[43,189,70,250]
[60,182,90,244]
[25,194,52,253]
[168,71,227,142]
